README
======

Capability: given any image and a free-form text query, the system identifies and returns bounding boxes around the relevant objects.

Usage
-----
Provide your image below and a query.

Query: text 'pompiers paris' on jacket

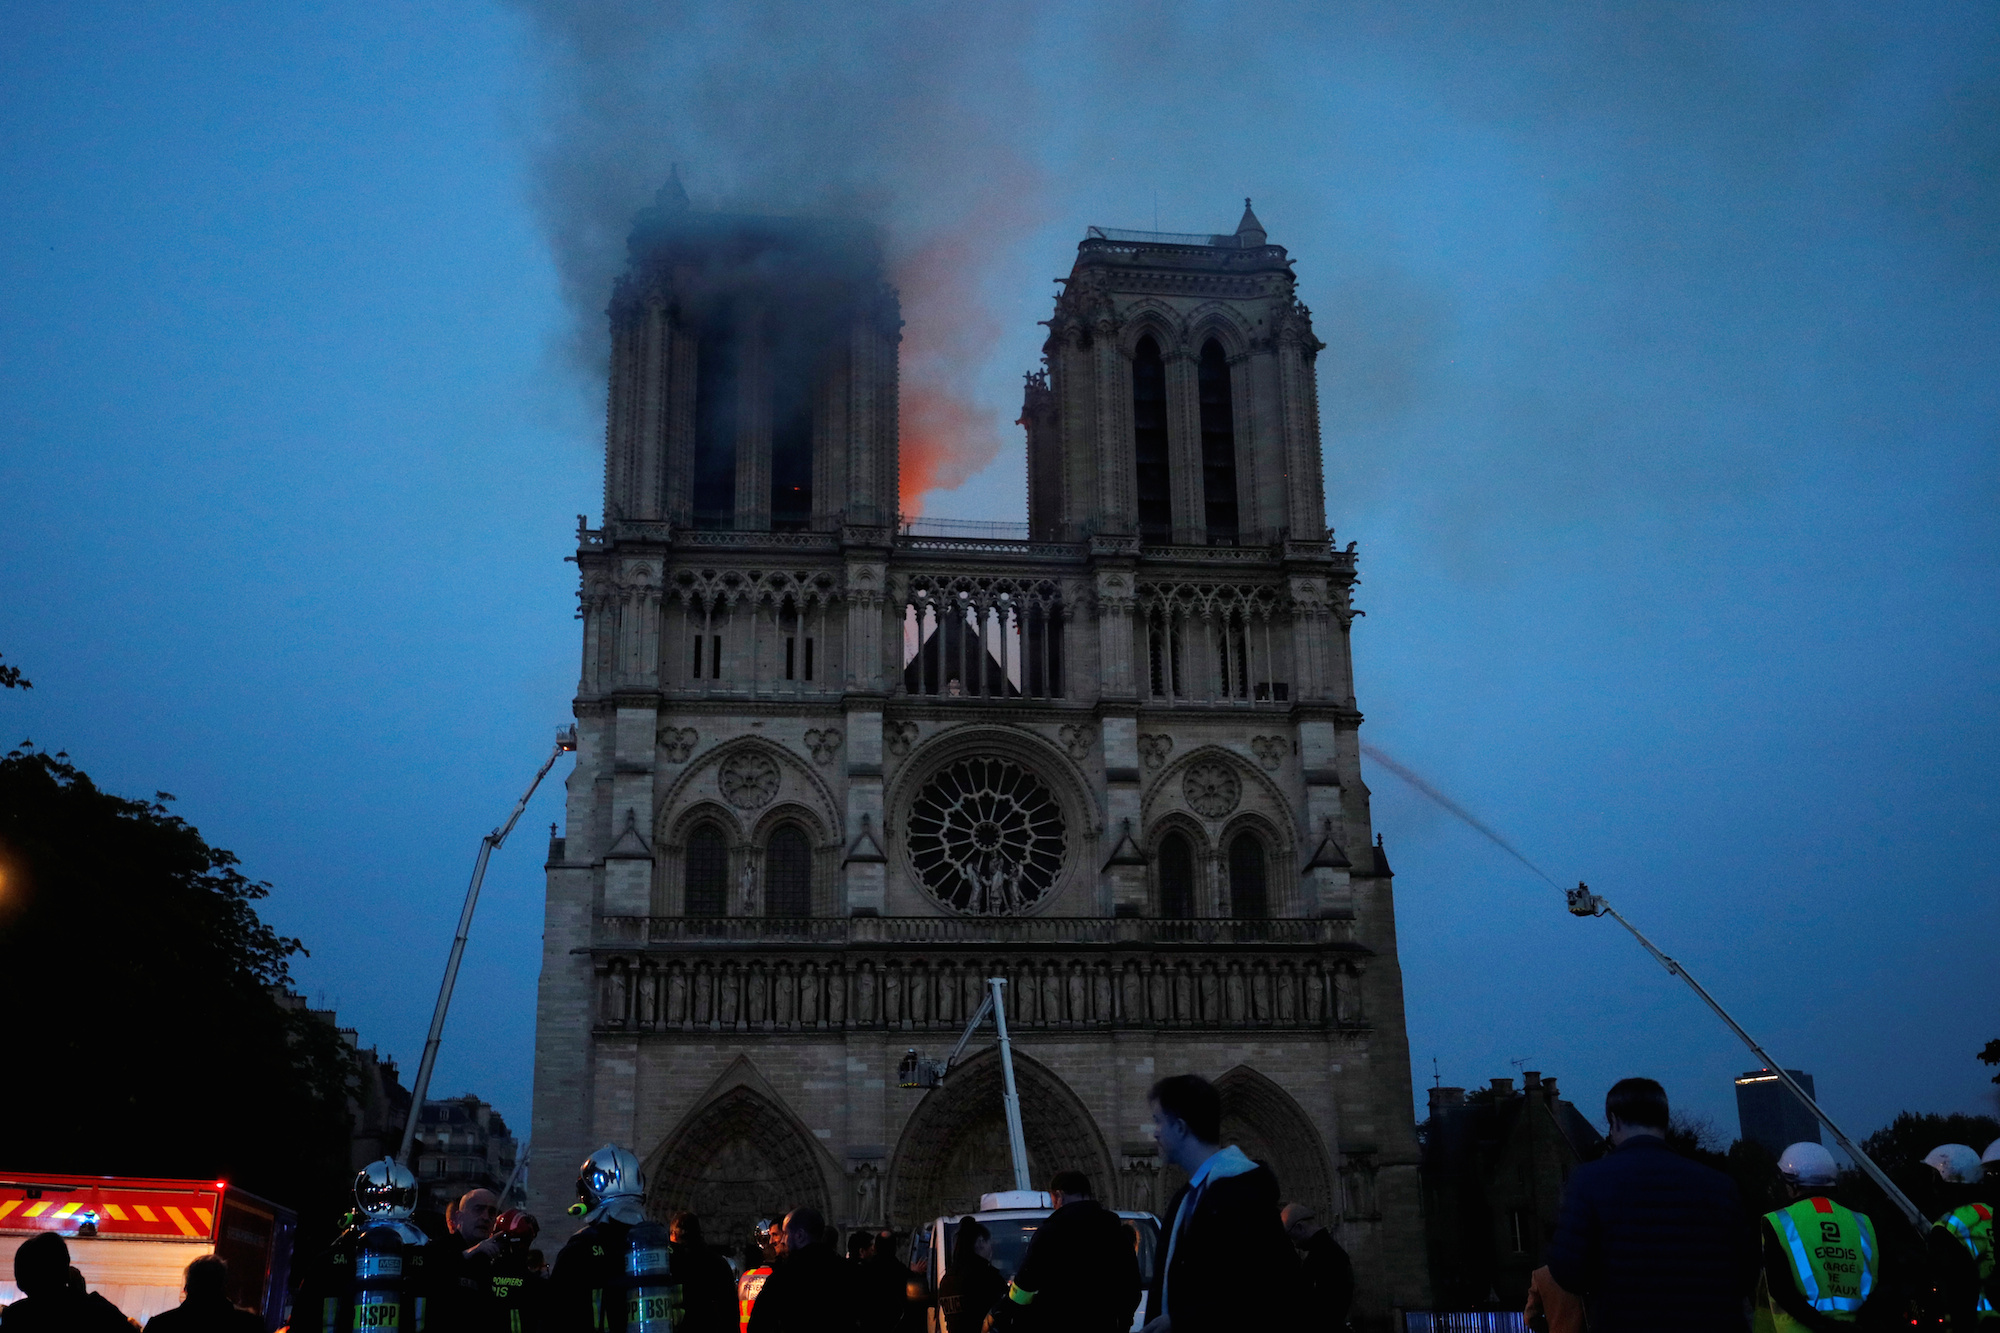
[1145,1146,1302,1333]
[1546,1134,1759,1333]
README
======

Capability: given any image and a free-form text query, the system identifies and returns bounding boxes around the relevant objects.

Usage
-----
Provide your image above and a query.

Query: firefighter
[485,1209,548,1333]
[293,1158,432,1333]
[736,1220,777,1333]
[1923,1144,1995,1330]
[1752,1142,1883,1333]
[548,1144,650,1332]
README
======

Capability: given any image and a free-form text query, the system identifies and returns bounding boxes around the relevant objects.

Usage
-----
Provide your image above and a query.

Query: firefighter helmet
[1778,1142,1839,1188]
[577,1144,645,1209]
[1922,1143,1983,1185]
[354,1158,419,1221]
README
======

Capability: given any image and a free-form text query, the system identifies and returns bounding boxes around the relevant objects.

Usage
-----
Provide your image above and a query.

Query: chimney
[1490,1077,1515,1097]
[1429,1086,1466,1113]
[1542,1076,1558,1098]
[1523,1070,1542,1090]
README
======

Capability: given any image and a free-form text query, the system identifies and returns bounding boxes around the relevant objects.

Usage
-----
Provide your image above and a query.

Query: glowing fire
[890,167,1046,516]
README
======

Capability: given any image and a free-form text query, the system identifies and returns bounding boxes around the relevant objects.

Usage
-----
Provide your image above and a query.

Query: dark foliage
[0,654,29,689]
[1981,1038,1999,1086]
[1859,1110,2000,1175]
[0,744,353,1243]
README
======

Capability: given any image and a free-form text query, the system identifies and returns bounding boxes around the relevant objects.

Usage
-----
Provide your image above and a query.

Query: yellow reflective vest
[1760,1196,1878,1333]
[1935,1202,1996,1319]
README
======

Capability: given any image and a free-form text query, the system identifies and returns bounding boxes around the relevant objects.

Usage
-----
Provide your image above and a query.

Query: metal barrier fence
[1403,1315,1528,1333]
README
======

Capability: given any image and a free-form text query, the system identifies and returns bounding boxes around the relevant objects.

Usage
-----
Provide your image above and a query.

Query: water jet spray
[1361,741,1927,1233]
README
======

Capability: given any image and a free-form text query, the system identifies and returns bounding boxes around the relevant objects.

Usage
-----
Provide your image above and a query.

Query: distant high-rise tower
[1735,1069,1821,1157]
[531,194,1431,1322]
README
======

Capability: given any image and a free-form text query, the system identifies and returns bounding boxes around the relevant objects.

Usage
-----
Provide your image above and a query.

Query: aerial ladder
[897,977,1032,1193]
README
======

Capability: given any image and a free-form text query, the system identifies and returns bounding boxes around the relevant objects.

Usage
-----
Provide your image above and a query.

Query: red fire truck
[0,1173,295,1329]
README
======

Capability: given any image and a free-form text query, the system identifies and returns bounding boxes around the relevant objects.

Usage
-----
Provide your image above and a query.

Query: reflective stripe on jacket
[1936,1204,1995,1315]
[1764,1196,1877,1326]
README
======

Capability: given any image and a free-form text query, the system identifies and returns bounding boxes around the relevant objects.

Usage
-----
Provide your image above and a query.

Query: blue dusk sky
[3,1,1995,1171]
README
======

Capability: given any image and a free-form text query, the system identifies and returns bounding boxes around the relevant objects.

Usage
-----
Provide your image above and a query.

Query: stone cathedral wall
[531,204,1433,1324]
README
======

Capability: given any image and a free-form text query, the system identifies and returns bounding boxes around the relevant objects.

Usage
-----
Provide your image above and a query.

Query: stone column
[1094,318,1132,534]
[1102,709,1146,916]
[1056,327,1098,537]
[1164,341,1203,545]
[846,315,880,524]
[527,713,608,1220]
[633,298,667,519]
[1298,717,1350,917]
[603,303,639,521]
[663,321,698,526]
[1094,569,1137,701]
[843,708,886,916]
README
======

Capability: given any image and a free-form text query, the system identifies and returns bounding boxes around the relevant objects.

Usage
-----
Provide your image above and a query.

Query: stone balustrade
[591,916,1370,1034]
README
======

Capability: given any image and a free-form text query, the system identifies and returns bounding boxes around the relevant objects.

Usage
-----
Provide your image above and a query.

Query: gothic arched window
[1198,339,1240,544]
[764,823,812,917]
[1132,335,1173,542]
[686,822,729,916]
[1228,831,1268,920]
[1158,831,1196,918]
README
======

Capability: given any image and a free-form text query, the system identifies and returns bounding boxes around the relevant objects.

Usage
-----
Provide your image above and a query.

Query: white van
[908,1191,1161,1333]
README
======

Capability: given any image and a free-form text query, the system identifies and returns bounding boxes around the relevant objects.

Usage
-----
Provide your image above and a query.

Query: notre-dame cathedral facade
[530,188,1431,1319]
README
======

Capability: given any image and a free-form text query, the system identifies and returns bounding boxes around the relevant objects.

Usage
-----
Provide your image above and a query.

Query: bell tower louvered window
[1198,339,1239,544]
[1132,335,1172,541]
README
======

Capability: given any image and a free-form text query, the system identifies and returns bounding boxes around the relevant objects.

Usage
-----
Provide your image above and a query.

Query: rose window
[905,757,1067,915]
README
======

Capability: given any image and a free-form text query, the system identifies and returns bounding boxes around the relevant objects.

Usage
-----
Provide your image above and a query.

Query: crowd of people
[2,1073,1994,1332]
[1525,1076,1998,1333]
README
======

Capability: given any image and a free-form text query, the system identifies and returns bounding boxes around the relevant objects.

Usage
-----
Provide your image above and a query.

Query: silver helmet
[577,1144,646,1211]
[1777,1142,1839,1189]
[355,1158,419,1221]
[1923,1143,1983,1186]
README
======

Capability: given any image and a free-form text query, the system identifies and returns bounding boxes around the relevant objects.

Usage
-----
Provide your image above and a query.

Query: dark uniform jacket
[0,1290,134,1332]
[550,1217,633,1333]
[936,1253,1006,1333]
[674,1242,740,1333]
[1296,1228,1355,1330]
[1144,1151,1300,1333]
[1546,1135,1757,1333]
[746,1243,857,1333]
[143,1294,267,1332]
[1012,1200,1141,1333]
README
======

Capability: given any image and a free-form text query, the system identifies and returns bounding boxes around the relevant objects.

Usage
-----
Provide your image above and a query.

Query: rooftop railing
[595,915,1360,948]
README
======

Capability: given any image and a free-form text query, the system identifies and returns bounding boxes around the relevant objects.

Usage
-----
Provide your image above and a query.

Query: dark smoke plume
[507,2,2000,535]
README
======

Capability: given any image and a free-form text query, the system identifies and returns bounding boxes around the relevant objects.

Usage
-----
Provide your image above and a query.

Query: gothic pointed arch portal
[1214,1066,1336,1218]
[646,1082,834,1244]
[889,1049,1114,1226]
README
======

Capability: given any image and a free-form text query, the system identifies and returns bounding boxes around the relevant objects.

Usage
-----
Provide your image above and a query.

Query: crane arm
[398,727,576,1166]
[1569,884,1927,1234]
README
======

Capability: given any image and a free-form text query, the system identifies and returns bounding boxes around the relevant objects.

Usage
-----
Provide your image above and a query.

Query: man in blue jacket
[1546,1077,1757,1333]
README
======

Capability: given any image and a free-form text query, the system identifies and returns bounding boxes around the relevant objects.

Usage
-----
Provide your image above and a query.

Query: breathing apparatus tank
[624,1216,681,1333]
[348,1157,429,1331]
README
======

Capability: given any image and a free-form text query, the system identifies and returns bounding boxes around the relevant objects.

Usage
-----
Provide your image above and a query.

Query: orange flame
[892,164,1047,516]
